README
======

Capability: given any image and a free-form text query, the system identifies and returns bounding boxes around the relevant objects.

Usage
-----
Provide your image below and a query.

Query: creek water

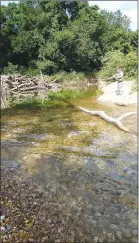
[1,88,137,242]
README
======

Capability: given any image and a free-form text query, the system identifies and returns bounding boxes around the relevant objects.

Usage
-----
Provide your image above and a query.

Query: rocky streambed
[1,93,137,243]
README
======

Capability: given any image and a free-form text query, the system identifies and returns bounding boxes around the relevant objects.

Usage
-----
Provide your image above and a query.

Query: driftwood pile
[1,74,62,108]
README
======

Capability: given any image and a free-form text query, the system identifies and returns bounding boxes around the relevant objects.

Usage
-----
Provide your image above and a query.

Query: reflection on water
[1,88,137,242]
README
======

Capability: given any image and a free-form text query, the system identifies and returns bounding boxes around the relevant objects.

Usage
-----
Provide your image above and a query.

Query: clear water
[1,88,137,242]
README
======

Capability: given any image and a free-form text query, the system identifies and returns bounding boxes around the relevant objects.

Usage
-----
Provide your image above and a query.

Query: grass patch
[8,88,98,110]
[48,89,96,100]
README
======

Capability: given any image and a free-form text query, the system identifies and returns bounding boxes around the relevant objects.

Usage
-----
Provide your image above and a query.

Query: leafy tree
[130,30,138,50]
[0,3,19,71]
[101,9,131,30]
[100,9,132,54]
[0,0,137,77]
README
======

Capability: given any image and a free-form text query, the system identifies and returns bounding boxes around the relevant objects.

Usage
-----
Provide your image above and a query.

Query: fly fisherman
[108,66,124,95]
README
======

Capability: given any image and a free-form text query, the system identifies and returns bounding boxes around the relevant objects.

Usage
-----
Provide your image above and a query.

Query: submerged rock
[68,130,89,138]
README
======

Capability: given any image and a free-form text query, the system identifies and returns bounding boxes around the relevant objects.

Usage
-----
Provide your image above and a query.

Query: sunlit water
[1,88,137,242]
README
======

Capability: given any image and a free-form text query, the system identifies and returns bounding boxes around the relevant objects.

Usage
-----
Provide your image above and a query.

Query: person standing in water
[108,66,124,95]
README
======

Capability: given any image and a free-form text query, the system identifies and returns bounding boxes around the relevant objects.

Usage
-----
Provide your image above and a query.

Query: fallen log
[78,107,137,132]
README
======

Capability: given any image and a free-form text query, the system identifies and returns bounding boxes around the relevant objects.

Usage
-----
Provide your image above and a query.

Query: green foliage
[100,10,133,54]
[131,79,137,93]
[3,62,19,74]
[48,90,86,100]
[99,50,125,78]
[129,30,138,50]
[1,0,137,77]
[124,50,138,78]
[101,10,131,30]
[10,89,94,109]
[20,66,40,76]
[99,50,138,80]
[51,72,86,82]
[36,59,57,74]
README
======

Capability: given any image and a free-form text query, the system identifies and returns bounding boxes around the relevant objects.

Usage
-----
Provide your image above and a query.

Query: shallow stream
[1,88,137,242]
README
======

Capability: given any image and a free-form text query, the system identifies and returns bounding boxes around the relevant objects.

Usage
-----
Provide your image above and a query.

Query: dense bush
[3,62,19,74]
[51,72,86,82]
[124,50,138,78]
[98,50,125,79]
[99,50,137,80]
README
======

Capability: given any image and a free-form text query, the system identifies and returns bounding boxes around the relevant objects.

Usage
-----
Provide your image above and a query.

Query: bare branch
[118,112,137,121]
[78,107,136,132]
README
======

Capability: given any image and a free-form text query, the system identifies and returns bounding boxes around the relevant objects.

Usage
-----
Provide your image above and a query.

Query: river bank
[97,80,137,105]
[1,74,98,109]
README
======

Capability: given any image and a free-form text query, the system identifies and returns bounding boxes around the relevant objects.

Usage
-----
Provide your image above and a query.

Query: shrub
[99,50,125,79]
[3,62,19,74]
[124,50,138,78]
[99,50,137,80]
[131,79,138,93]
[25,68,40,76]
[50,72,86,82]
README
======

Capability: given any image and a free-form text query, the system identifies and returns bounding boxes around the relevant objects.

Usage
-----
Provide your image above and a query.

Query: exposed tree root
[78,107,137,132]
